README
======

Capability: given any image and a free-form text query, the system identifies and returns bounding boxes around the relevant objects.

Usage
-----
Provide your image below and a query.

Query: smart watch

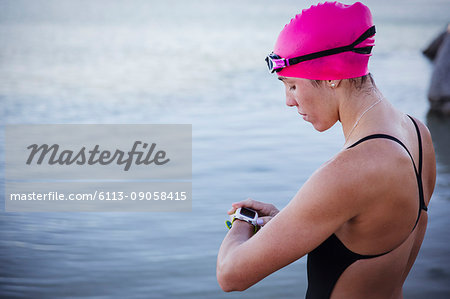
[226,207,259,230]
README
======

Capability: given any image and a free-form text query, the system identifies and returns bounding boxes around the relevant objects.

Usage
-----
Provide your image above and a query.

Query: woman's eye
[289,85,296,91]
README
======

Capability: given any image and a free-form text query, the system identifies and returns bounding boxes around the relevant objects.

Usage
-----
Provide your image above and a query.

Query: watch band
[225,217,258,233]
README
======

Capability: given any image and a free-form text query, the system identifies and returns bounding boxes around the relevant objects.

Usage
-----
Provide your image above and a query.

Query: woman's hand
[227,198,279,226]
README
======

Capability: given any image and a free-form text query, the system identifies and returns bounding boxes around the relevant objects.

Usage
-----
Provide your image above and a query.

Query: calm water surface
[1,0,449,298]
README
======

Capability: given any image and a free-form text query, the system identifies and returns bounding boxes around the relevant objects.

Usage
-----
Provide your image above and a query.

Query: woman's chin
[311,121,333,132]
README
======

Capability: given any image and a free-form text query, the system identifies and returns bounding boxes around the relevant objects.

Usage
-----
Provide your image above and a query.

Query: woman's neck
[338,83,385,147]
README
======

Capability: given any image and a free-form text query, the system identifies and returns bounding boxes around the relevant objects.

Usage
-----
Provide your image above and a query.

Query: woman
[216,2,436,298]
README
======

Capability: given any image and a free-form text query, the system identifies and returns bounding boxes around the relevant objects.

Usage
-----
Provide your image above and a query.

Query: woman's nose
[286,94,297,107]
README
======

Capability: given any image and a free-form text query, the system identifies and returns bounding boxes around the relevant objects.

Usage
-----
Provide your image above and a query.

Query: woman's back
[313,108,436,298]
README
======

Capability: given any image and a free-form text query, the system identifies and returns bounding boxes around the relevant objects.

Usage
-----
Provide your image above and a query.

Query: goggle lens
[265,53,286,73]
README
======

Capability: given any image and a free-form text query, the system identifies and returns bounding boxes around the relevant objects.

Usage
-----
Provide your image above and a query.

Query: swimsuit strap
[347,115,427,231]
[407,115,428,213]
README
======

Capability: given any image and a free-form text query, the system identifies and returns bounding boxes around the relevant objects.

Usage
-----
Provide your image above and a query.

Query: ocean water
[1,0,449,298]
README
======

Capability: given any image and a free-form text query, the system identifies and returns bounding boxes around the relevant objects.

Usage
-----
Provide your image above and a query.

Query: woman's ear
[328,80,342,89]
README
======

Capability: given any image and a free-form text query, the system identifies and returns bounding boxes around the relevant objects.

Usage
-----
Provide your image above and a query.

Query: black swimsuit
[305,115,428,299]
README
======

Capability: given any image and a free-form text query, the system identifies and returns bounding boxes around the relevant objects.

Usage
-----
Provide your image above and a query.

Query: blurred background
[1,0,449,298]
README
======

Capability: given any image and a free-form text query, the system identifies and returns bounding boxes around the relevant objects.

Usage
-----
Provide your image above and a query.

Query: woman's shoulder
[313,136,415,207]
[304,145,398,215]
[322,138,409,183]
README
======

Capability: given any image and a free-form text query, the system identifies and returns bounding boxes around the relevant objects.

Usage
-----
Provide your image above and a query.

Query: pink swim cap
[273,1,375,80]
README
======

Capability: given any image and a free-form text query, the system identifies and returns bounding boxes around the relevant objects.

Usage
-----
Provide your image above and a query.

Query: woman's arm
[216,219,256,291]
[217,200,280,291]
[216,151,370,291]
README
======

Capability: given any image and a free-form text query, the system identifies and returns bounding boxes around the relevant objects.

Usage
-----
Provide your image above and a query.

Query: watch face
[240,207,256,219]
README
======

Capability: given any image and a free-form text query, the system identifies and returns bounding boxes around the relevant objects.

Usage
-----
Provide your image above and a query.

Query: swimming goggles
[265,25,376,73]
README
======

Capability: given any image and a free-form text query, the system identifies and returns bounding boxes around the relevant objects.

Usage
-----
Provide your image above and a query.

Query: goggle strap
[352,46,373,54]
[287,25,376,66]
[350,25,376,48]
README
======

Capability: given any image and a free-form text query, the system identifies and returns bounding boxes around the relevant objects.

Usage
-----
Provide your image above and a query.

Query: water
[1,0,449,298]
